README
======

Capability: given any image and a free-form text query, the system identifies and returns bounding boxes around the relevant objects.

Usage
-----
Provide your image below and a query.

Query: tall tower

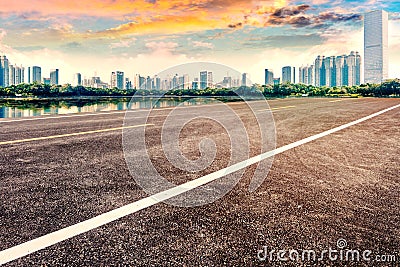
[282,66,292,83]
[264,69,273,85]
[314,56,323,87]
[0,55,10,87]
[111,71,124,89]
[200,71,208,89]
[32,66,42,83]
[73,73,82,86]
[50,69,59,85]
[364,10,388,84]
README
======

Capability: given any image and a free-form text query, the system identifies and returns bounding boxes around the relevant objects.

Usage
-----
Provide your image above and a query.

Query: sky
[0,0,399,84]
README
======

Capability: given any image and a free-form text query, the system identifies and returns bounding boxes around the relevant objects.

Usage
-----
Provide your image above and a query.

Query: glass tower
[364,10,388,84]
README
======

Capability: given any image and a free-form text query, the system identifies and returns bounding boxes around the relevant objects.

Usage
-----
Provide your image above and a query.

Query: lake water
[0,97,231,119]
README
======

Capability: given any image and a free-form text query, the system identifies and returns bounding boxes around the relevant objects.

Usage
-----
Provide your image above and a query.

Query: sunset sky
[0,0,399,84]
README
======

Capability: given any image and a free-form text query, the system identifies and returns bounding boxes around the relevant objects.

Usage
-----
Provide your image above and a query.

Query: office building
[8,65,24,85]
[192,78,199,90]
[111,71,124,89]
[32,66,42,83]
[364,10,388,84]
[311,52,361,87]
[200,71,208,89]
[242,73,249,86]
[222,76,232,88]
[0,55,10,87]
[50,69,59,85]
[265,69,274,85]
[299,65,314,85]
[282,66,293,83]
[207,72,213,88]
[73,73,82,86]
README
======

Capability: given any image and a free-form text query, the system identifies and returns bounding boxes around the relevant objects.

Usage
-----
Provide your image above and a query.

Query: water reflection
[0,97,225,119]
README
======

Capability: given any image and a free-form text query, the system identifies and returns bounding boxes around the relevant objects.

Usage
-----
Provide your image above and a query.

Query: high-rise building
[282,66,293,83]
[314,56,323,87]
[200,71,208,89]
[111,71,124,89]
[293,67,296,84]
[9,65,15,86]
[50,69,59,85]
[207,72,213,88]
[264,69,274,85]
[125,78,132,90]
[323,57,336,87]
[0,55,10,87]
[311,52,361,87]
[242,73,249,86]
[222,76,232,88]
[154,75,161,90]
[364,10,388,84]
[183,74,190,89]
[31,66,42,83]
[299,65,314,85]
[8,65,24,85]
[192,78,199,90]
[146,76,152,90]
[73,73,82,86]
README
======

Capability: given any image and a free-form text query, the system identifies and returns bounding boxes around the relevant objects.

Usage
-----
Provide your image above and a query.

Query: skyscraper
[111,71,124,89]
[50,69,59,85]
[200,71,208,89]
[311,53,361,87]
[8,65,15,86]
[282,66,293,83]
[0,55,10,87]
[264,69,273,85]
[207,72,213,88]
[364,10,388,84]
[73,73,82,86]
[32,66,42,83]
[242,73,248,86]
[314,56,323,87]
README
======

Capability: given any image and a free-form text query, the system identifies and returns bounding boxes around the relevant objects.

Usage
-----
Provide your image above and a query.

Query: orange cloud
[1,0,359,39]
[92,15,226,37]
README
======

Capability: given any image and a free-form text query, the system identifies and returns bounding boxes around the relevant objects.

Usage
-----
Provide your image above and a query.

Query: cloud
[14,45,46,51]
[228,22,243,29]
[145,41,179,54]
[241,33,323,48]
[0,28,6,41]
[265,4,361,28]
[192,41,214,49]
[110,37,137,49]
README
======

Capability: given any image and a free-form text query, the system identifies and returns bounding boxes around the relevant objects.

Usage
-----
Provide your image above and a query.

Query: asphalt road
[0,97,399,266]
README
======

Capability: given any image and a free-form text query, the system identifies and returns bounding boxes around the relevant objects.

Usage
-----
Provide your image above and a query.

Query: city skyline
[0,1,399,84]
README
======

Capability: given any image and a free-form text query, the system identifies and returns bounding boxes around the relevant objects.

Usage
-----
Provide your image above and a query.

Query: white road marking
[0,103,398,265]
[0,124,153,145]
[257,105,296,112]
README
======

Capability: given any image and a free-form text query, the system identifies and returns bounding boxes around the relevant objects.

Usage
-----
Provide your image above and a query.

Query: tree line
[0,80,399,98]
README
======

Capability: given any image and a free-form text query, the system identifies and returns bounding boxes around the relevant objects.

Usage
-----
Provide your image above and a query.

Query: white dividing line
[0,103,399,265]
